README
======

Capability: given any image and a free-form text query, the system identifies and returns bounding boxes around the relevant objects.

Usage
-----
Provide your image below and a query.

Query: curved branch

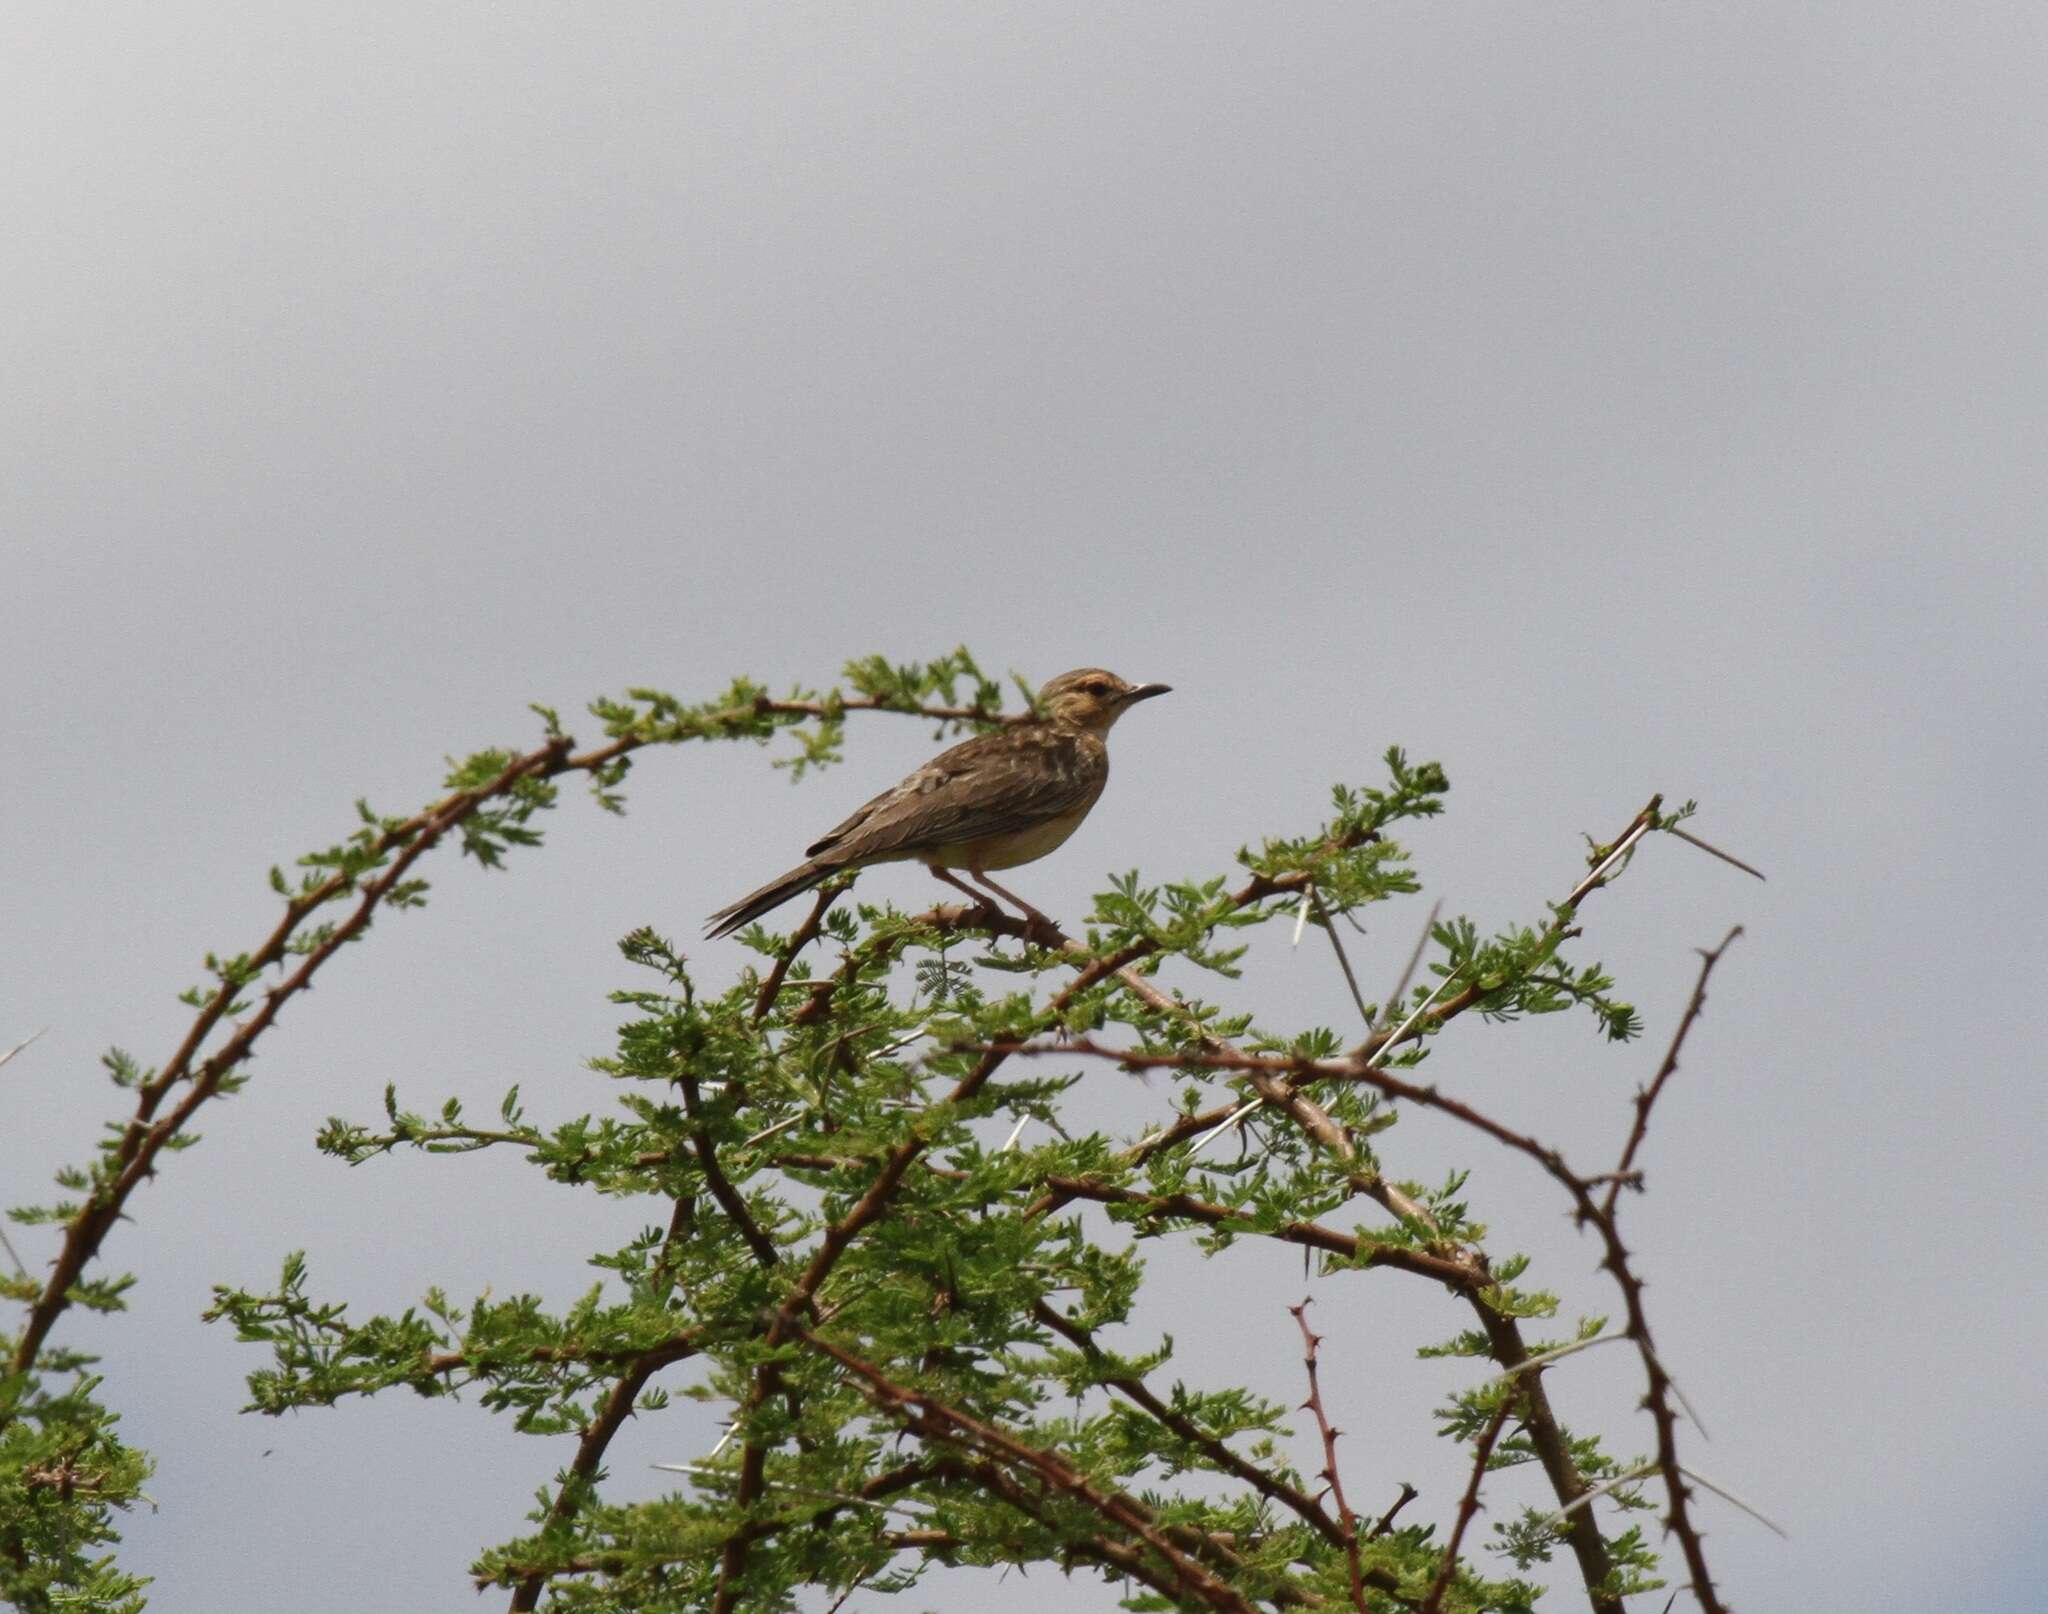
[6,691,995,1401]
[11,736,570,1384]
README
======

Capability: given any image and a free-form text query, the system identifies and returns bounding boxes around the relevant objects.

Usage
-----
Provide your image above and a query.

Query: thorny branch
[485,1461,938,1592]
[509,1193,700,1613]
[1289,1298,1370,1613]
[11,736,562,1388]
[1031,1298,1379,1579]
[797,1325,1266,1614]
[679,1068,780,1271]
[1368,1484,1419,1540]
[1602,928,1743,1222]
[1004,795,1731,1611]
[2,693,988,1408]
[1348,799,1665,1068]
[1419,1401,1515,1614]
[752,880,844,1024]
[982,899,1745,1614]
[1002,1026,1733,1611]
[937,1455,1282,1613]
[338,1324,713,1401]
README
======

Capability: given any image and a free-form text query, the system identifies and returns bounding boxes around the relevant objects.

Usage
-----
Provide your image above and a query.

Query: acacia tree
[2,649,1757,1613]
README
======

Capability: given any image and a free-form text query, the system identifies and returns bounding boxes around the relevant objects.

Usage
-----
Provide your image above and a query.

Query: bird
[705,668,1170,943]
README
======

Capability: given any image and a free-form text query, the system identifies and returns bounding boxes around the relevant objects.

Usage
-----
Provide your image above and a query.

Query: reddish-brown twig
[1349,796,1663,1068]
[1602,927,1742,1221]
[12,735,571,1387]
[1032,1299,1369,1569]
[1368,1482,1419,1539]
[751,881,844,1024]
[1418,1400,1514,1614]
[1009,1024,1735,1613]
[679,1069,780,1270]
[1289,1298,1370,1612]
[7,692,994,1402]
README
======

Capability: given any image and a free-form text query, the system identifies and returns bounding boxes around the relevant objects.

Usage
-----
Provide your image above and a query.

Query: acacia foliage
[3,650,1737,1612]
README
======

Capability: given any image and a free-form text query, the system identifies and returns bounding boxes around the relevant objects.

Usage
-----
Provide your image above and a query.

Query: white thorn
[0,1027,48,1071]
[1678,1464,1789,1538]
[1188,1095,1264,1158]
[1536,1462,1658,1531]
[1491,1332,1628,1384]
[1369,966,1461,1063]
[1565,819,1653,908]
[741,1113,804,1149]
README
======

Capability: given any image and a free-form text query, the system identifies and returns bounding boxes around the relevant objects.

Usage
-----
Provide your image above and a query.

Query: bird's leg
[929,866,1007,932]
[968,870,1067,949]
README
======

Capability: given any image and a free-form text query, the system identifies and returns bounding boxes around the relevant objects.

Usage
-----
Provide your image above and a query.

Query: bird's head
[1036,668,1172,733]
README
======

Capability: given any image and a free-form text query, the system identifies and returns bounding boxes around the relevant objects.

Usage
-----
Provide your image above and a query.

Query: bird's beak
[1124,683,1172,703]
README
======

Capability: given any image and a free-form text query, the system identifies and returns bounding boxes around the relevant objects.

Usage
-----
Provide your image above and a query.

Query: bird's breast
[922,804,1096,871]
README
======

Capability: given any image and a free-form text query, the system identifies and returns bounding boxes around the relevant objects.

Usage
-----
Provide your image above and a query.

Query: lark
[705,668,1169,943]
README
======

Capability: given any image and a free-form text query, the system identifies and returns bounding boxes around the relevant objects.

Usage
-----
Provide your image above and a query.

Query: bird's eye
[1084,680,1110,696]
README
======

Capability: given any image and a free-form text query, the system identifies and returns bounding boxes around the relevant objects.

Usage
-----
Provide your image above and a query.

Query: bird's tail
[704,860,834,939]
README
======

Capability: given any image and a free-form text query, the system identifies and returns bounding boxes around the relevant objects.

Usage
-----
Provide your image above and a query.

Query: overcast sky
[5,6,2045,1612]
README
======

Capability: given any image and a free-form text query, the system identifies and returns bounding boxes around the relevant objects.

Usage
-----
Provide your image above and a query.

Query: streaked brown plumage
[705,668,1170,940]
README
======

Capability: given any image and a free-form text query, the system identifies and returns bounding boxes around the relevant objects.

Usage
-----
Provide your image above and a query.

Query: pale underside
[894,804,1094,871]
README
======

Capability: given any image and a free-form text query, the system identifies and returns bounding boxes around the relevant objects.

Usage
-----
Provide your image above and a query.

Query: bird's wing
[805,728,1100,864]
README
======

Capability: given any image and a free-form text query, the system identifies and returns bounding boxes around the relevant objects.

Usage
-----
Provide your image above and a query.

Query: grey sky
[5,5,2045,1611]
